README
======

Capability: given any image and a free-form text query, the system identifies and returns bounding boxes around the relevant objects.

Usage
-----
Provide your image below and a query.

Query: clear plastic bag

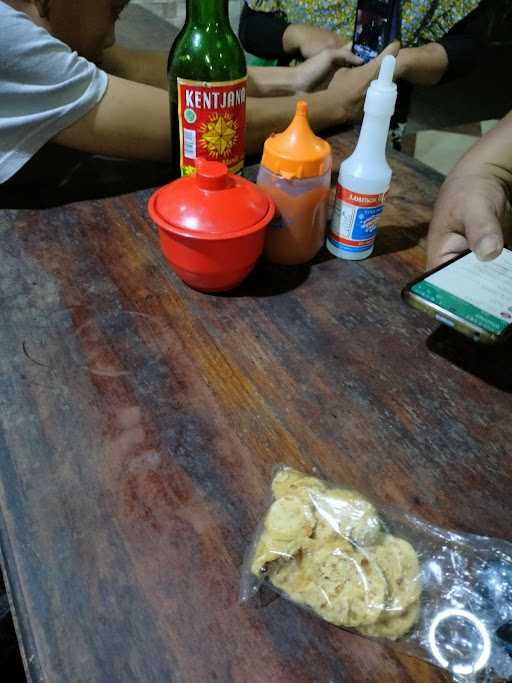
[240,466,512,682]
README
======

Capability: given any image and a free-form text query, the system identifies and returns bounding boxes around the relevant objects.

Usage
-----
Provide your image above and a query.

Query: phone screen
[410,249,512,336]
[353,0,393,61]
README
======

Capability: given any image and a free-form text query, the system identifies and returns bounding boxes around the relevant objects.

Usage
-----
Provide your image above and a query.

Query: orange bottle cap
[261,101,331,180]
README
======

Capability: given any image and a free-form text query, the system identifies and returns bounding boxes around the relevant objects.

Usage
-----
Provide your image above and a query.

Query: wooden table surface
[1,133,511,683]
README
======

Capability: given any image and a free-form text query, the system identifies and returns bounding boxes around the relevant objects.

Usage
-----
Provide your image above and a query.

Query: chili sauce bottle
[257,101,332,265]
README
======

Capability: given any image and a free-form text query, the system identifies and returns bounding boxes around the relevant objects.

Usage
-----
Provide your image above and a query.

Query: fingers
[357,41,401,82]
[321,46,363,68]
[426,217,503,271]
[383,40,401,57]
[426,229,468,271]
[461,206,504,262]
[426,188,505,270]
[300,46,362,92]
[329,44,363,67]
[302,50,338,88]
[341,52,364,67]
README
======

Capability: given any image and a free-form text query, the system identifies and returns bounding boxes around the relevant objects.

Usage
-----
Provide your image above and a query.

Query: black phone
[351,0,401,63]
[402,248,512,344]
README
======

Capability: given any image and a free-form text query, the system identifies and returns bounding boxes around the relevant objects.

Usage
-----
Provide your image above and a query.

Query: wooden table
[1,133,511,683]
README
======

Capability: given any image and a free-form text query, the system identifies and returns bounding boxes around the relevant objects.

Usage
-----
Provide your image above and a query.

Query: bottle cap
[364,55,397,118]
[260,101,331,180]
[148,159,273,239]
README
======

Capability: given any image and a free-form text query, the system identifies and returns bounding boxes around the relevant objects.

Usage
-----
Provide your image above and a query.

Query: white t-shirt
[0,2,108,183]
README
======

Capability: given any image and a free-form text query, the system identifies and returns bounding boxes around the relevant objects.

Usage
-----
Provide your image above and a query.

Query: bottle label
[328,184,387,255]
[177,77,247,176]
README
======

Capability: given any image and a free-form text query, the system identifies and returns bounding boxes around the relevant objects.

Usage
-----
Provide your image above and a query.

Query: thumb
[462,202,504,261]
[462,193,504,261]
[359,41,401,81]
[381,40,401,57]
[340,52,365,67]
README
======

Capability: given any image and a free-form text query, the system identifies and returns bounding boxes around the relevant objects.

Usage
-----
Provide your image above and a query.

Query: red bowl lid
[148,159,274,240]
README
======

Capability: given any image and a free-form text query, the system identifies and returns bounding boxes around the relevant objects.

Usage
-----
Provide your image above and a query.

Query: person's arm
[436,34,482,81]
[246,43,399,155]
[248,47,362,97]
[238,1,347,61]
[103,43,362,99]
[53,75,171,161]
[245,91,338,156]
[51,73,341,161]
[426,111,512,270]
[394,34,485,87]
[395,43,449,86]
[102,45,168,89]
[54,46,398,161]
[282,23,347,59]
[395,0,490,87]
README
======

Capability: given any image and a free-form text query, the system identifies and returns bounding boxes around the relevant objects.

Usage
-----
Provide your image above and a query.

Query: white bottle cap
[364,55,397,118]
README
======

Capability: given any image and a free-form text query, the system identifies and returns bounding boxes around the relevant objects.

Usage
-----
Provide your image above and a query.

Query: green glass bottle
[168,0,247,177]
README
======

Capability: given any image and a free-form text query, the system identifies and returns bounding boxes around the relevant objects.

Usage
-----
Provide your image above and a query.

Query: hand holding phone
[427,173,508,271]
[403,248,512,344]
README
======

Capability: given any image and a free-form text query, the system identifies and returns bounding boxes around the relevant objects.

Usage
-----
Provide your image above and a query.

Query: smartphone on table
[402,248,512,344]
[351,0,401,63]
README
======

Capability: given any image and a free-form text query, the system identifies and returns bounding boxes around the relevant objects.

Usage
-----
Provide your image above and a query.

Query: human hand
[283,24,346,59]
[327,42,400,122]
[294,45,363,92]
[426,171,512,270]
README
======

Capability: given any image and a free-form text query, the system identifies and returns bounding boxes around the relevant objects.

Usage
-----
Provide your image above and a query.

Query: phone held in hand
[402,248,512,344]
[351,0,401,63]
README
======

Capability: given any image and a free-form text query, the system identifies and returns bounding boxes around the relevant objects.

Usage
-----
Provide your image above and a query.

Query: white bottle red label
[177,77,247,176]
[329,184,387,256]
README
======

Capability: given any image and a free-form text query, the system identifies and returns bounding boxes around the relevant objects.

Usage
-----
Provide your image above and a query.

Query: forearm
[53,71,347,164]
[53,75,171,161]
[282,24,305,56]
[103,45,289,99]
[247,66,302,97]
[103,43,296,99]
[396,43,448,86]
[453,111,512,185]
[283,23,347,58]
[102,45,168,90]
[246,90,339,155]
[246,41,401,153]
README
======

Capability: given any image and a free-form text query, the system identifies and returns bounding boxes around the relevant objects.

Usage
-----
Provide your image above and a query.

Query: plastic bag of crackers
[241,466,512,682]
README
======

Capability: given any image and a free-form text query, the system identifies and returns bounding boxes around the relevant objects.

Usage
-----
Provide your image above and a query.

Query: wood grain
[0,134,509,682]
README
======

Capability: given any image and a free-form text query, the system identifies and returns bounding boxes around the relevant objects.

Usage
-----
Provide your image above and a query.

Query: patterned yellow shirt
[246,0,481,47]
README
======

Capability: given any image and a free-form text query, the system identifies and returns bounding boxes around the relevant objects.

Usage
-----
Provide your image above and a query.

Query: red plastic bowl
[148,161,275,293]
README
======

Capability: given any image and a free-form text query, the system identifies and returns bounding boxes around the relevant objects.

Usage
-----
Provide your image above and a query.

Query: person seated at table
[0,0,396,189]
[238,0,499,147]
[426,110,512,269]
[239,0,496,82]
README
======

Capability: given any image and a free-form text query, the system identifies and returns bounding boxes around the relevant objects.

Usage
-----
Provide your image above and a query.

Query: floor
[404,119,499,175]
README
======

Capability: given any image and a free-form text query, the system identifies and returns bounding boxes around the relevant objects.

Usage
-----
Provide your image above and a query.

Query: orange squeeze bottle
[257,101,332,265]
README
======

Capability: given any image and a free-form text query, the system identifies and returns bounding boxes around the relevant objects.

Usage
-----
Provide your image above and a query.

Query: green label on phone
[411,280,508,334]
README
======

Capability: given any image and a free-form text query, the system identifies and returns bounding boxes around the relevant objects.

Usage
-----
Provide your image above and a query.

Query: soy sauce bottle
[168,0,247,177]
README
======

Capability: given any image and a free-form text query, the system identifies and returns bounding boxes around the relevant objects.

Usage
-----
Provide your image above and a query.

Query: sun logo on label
[199,113,238,158]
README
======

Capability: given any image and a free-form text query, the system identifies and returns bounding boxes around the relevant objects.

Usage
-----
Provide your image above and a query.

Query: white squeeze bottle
[327,55,397,260]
